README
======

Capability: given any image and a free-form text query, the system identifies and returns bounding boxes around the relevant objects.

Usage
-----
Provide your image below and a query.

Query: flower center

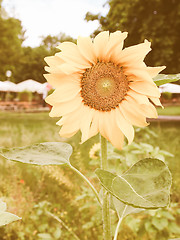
[80,62,129,111]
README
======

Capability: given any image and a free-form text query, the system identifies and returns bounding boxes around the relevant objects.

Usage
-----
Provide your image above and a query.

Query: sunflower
[89,143,101,160]
[44,31,165,149]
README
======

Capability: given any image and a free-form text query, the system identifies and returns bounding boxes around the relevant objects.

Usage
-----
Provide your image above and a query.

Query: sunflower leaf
[0,200,21,226]
[95,158,172,209]
[153,73,180,86]
[0,212,21,226]
[0,142,72,165]
[112,197,144,218]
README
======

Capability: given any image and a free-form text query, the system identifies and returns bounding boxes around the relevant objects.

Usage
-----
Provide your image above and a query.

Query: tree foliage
[85,0,180,73]
[41,32,76,53]
[14,33,76,83]
[0,14,24,81]
[13,46,50,83]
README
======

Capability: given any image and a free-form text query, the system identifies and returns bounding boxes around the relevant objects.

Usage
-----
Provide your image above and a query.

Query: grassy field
[157,105,180,116]
[0,111,180,240]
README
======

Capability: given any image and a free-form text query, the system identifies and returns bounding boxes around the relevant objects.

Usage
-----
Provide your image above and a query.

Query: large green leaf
[153,73,180,86]
[113,197,144,218]
[0,212,21,226]
[0,142,72,165]
[95,158,172,209]
[0,201,21,226]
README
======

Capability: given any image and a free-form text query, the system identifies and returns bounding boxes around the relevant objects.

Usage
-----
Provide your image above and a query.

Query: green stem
[46,211,80,240]
[100,135,111,240]
[113,206,127,240]
[69,164,102,206]
[100,135,108,169]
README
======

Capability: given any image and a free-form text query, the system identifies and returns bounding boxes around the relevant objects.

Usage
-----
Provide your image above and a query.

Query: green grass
[0,112,60,147]
[0,110,179,195]
[157,105,180,116]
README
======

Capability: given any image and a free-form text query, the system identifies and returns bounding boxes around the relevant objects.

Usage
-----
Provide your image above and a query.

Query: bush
[17,91,33,102]
[5,92,14,101]
[162,92,173,100]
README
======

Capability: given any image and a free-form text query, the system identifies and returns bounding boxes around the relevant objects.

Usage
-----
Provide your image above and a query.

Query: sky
[2,0,109,47]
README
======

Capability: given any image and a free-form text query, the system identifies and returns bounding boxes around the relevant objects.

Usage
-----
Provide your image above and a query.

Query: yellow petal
[56,104,84,126]
[80,106,94,143]
[117,40,151,65]
[93,31,109,61]
[126,89,149,105]
[119,100,149,127]
[77,36,96,64]
[105,110,124,149]
[108,125,124,150]
[44,64,66,74]
[115,108,134,144]
[125,95,158,118]
[126,68,154,83]
[146,66,166,77]
[56,116,68,126]
[49,95,82,117]
[129,81,160,97]
[44,56,66,74]
[99,111,124,149]
[44,73,79,88]
[123,62,146,72]
[57,41,91,68]
[57,52,91,69]
[45,81,80,104]
[59,124,79,138]
[106,31,128,62]
[139,104,158,118]
[59,63,84,75]
[44,66,51,73]
[150,97,163,107]
[98,111,110,141]
[57,41,77,51]
[88,110,99,139]
[57,41,89,60]
[44,56,64,67]
[58,105,85,138]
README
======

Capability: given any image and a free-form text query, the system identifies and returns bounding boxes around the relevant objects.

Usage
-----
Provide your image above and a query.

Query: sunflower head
[81,62,129,111]
[44,31,165,149]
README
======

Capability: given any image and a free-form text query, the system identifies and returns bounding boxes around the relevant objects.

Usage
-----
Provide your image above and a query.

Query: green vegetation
[157,106,180,116]
[0,111,179,239]
[0,7,23,82]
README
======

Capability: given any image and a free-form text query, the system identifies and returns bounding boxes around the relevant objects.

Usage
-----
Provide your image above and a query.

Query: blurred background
[0,0,180,239]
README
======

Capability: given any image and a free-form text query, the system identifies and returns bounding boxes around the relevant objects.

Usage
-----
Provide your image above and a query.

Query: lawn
[0,111,180,240]
[157,105,180,116]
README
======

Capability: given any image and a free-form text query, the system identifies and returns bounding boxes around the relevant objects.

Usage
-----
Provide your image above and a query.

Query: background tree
[41,32,76,54]
[14,46,50,83]
[14,33,76,83]
[0,6,24,82]
[85,0,180,74]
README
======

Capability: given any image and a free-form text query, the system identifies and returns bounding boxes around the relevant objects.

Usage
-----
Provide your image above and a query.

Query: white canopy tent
[159,83,180,93]
[0,81,17,92]
[16,80,45,94]
[0,79,50,96]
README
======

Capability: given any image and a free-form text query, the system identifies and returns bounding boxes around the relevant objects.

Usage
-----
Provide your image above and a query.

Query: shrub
[17,91,33,102]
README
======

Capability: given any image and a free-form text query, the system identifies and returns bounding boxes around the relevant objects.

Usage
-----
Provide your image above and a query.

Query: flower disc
[81,62,129,111]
